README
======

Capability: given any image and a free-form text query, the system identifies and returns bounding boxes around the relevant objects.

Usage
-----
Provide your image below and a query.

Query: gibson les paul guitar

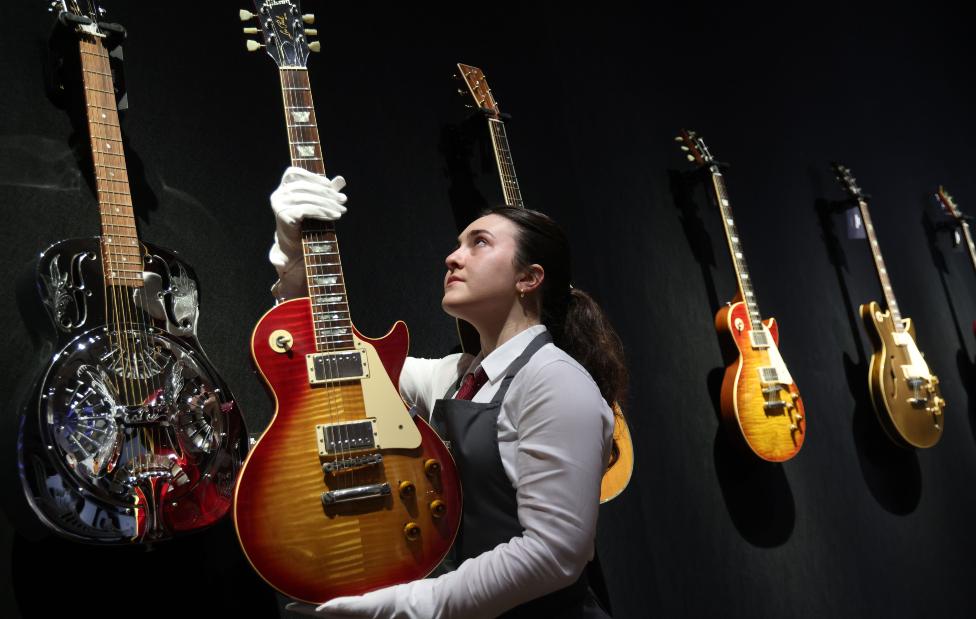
[677,130,806,461]
[233,0,461,603]
[456,63,635,502]
[833,163,945,448]
[17,1,247,544]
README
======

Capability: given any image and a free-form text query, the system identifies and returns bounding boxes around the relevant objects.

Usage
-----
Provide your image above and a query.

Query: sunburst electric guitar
[832,163,944,448]
[17,0,248,544]
[677,130,806,461]
[232,0,461,603]
[456,63,635,502]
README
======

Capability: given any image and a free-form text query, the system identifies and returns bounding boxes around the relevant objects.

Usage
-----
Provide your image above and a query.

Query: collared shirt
[385,324,614,618]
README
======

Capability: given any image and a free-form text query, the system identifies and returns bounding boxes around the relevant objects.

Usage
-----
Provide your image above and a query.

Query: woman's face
[442,214,523,322]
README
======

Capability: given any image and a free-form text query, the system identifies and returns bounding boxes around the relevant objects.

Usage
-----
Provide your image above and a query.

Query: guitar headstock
[831,162,865,200]
[241,0,319,67]
[675,129,716,168]
[456,63,501,118]
[936,186,966,223]
[50,0,106,36]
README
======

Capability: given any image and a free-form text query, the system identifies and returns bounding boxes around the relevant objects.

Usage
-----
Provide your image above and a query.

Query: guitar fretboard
[708,168,763,330]
[279,68,354,352]
[79,35,142,288]
[960,220,976,274]
[486,118,524,208]
[856,199,903,331]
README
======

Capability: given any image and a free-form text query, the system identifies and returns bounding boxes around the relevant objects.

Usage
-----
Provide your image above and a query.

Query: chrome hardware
[269,329,293,353]
[321,483,391,506]
[321,453,383,474]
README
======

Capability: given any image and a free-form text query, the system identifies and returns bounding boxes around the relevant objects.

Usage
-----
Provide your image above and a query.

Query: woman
[270,167,626,618]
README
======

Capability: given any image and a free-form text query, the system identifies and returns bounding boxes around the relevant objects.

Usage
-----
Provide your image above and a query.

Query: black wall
[1,2,975,617]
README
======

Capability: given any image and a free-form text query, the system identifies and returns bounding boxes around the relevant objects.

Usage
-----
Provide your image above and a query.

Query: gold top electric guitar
[833,163,945,448]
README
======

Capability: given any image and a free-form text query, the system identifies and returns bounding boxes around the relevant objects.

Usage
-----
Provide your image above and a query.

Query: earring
[518,287,524,299]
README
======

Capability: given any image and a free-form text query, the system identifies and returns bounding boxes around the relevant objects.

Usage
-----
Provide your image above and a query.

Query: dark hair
[484,206,628,405]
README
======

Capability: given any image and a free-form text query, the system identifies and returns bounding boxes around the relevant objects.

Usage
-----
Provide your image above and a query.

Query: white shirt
[383,324,614,618]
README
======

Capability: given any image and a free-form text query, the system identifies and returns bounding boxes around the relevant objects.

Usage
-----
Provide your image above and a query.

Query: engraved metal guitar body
[20,237,247,543]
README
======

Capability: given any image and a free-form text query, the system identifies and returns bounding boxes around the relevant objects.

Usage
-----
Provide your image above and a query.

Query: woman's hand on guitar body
[269,166,348,299]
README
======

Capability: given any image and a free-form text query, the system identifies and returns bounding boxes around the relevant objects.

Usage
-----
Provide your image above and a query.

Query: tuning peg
[303,14,315,24]
[674,136,683,141]
[305,28,318,35]
[308,41,321,52]
[686,155,695,162]
[240,9,256,20]
[680,146,689,152]
[243,27,259,34]
[246,40,264,52]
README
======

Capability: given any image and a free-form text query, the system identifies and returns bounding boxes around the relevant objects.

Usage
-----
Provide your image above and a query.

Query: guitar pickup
[322,453,384,474]
[749,330,770,349]
[758,367,780,384]
[321,482,391,506]
[316,420,376,455]
[306,349,368,385]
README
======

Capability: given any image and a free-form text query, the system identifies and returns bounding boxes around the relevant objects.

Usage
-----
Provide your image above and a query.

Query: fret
[709,170,763,329]
[486,119,524,208]
[855,199,903,330]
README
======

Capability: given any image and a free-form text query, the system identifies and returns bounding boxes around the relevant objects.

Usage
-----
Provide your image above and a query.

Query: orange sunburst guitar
[455,63,634,502]
[232,1,461,603]
[677,130,805,461]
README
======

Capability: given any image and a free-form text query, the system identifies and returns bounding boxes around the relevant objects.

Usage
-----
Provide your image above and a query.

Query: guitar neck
[708,168,763,329]
[78,34,142,288]
[960,221,976,274]
[279,68,354,352]
[856,199,903,330]
[486,118,525,208]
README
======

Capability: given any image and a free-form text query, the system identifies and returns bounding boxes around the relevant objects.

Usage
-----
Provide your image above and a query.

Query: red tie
[454,367,489,401]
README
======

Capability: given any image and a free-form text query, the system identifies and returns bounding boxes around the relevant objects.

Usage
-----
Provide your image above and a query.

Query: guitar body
[860,300,944,448]
[715,298,805,462]
[236,298,462,603]
[19,237,247,543]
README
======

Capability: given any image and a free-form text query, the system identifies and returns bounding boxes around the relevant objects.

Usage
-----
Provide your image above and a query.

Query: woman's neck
[475,304,541,356]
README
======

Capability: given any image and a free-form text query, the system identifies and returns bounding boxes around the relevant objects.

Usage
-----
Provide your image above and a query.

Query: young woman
[270,167,627,618]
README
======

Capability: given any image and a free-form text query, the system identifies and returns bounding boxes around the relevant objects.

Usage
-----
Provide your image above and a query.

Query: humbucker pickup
[306,349,369,385]
[749,330,770,349]
[758,367,780,383]
[316,420,376,455]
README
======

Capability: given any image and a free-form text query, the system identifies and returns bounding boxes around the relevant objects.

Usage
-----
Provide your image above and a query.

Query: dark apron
[430,332,611,618]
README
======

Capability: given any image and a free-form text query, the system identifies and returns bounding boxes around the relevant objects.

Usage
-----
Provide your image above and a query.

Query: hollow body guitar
[17,2,247,544]
[456,63,635,500]
[834,164,944,448]
[679,130,805,461]
[232,0,461,603]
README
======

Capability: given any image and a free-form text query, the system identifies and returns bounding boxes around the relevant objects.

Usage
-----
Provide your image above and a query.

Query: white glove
[269,166,348,300]
[284,584,400,618]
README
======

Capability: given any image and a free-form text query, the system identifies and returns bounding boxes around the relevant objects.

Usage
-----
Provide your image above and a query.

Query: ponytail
[484,207,628,405]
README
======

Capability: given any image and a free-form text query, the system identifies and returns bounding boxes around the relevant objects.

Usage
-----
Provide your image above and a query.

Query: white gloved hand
[269,166,348,300]
[284,584,400,618]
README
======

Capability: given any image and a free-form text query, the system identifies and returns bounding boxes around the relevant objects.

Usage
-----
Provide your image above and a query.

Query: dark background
[2,2,975,617]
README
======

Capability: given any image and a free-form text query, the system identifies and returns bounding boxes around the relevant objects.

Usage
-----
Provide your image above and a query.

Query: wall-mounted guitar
[233,0,461,603]
[832,163,945,448]
[935,186,976,336]
[456,63,634,502]
[18,0,247,544]
[676,130,806,461]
